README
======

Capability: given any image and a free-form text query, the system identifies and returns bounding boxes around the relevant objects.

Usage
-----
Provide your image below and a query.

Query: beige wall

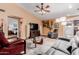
[0,3,42,39]
[1,3,78,39]
[42,20,54,35]
[43,27,50,35]
[42,19,64,37]
[58,23,64,37]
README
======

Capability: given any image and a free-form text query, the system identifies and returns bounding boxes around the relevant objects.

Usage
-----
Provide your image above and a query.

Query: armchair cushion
[0,42,25,55]
[8,39,24,47]
[0,32,9,47]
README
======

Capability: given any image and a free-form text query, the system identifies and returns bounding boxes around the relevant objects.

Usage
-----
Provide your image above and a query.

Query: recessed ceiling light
[68,4,72,9]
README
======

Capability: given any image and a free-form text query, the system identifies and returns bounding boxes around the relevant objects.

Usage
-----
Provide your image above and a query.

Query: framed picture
[53,23,59,29]
[42,20,49,27]
[42,20,53,28]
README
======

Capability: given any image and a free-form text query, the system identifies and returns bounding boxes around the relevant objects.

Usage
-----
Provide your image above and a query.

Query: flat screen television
[30,23,38,30]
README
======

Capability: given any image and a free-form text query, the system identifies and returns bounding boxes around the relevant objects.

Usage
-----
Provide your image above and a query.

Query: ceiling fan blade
[45,5,50,8]
[36,5,40,9]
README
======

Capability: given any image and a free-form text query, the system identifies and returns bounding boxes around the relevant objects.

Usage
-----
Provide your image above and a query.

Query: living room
[0,3,79,55]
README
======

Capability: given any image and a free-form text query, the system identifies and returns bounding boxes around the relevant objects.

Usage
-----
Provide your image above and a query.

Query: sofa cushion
[52,50,69,55]
[45,48,56,55]
[46,47,70,55]
[52,38,71,54]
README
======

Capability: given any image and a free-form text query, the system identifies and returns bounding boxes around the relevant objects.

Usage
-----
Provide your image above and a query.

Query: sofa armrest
[9,39,25,46]
[10,38,24,43]
[72,47,78,52]
[51,47,70,55]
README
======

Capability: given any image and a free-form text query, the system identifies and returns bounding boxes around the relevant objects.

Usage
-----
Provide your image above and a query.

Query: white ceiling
[18,3,79,20]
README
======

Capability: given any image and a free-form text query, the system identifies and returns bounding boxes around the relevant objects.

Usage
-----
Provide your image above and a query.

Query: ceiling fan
[34,3,50,15]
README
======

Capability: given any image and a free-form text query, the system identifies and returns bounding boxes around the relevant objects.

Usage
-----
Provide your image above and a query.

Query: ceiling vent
[0,9,5,12]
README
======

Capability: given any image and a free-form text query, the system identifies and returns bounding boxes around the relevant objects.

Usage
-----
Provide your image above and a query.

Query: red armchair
[0,32,26,55]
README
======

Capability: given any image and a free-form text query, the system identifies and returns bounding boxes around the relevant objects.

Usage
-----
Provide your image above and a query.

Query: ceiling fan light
[42,10,46,13]
[38,11,42,14]
[38,10,46,15]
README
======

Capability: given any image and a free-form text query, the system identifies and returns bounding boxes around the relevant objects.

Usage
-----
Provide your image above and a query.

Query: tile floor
[26,36,56,55]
